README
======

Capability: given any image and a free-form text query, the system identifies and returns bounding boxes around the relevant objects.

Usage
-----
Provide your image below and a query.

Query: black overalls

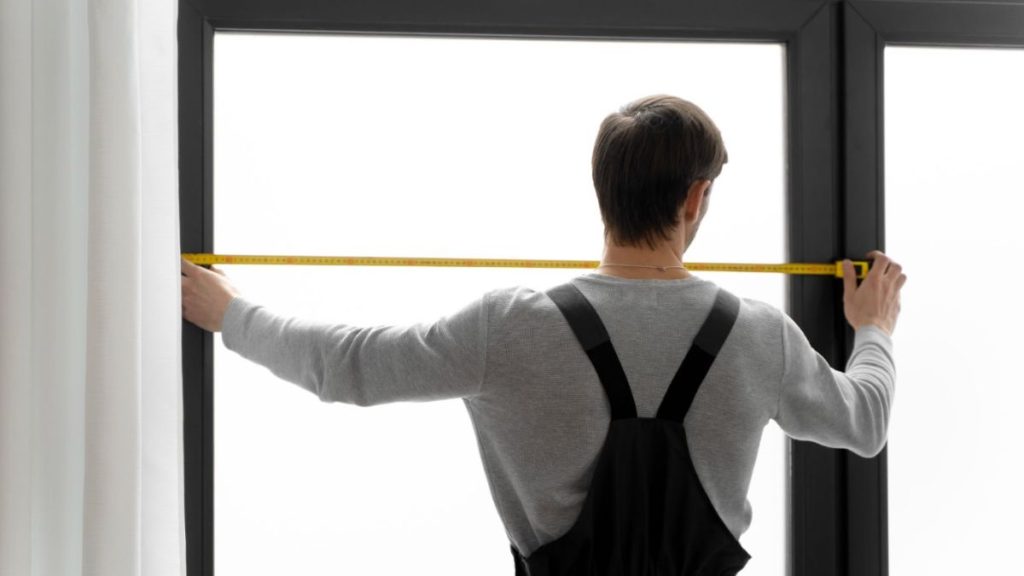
[510,282,751,576]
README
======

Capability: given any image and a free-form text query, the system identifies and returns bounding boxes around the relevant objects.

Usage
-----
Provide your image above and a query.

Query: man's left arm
[181,256,488,405]
[220,293,489,406]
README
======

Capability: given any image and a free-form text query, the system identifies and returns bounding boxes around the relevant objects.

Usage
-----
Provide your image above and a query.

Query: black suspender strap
[656,288,741,421]
[546,283,638,420]
[547,282,740,423]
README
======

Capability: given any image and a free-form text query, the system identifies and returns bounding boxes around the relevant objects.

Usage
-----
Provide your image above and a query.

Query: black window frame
[839,3,1024,573]
[177,1,1024,574]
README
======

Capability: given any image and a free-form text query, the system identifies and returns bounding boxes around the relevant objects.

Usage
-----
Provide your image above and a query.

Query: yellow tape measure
[182,253,869,279]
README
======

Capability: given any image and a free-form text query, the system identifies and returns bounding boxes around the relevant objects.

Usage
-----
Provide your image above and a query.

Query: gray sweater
[221,272,895,557]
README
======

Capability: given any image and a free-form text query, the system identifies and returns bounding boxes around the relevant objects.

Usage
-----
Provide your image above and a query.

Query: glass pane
[885,45,1024,574]
[214,32,787,575]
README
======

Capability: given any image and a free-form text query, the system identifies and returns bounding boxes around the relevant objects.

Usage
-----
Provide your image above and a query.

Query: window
[884,45,1024,574]
[213,32,787,574]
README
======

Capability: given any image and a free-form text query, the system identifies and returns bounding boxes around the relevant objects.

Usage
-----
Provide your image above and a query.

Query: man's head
[592,95,728,253]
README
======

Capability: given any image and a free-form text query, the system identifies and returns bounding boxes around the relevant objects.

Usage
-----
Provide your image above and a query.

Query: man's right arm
[772,311,896,458]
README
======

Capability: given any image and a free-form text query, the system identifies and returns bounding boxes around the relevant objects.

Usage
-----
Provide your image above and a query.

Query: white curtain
[0,0,185,574]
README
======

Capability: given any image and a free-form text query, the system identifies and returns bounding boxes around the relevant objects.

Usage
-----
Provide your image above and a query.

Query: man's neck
[596,241,691,280]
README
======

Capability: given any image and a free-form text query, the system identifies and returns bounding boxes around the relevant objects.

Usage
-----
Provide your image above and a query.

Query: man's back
[466,272,894,558]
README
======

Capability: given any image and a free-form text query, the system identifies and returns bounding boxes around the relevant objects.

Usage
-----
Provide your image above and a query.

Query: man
[182,94,905,574]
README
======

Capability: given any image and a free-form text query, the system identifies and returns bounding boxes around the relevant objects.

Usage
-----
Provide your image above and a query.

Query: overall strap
[656,288,741,422]
[546,283,638,420]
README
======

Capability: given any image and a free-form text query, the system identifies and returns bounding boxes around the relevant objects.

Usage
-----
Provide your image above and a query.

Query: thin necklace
[598,262,686,272]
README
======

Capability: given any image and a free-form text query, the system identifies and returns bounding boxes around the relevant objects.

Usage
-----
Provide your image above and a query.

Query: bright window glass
[214,32,787,575]
[885,45,1024,574]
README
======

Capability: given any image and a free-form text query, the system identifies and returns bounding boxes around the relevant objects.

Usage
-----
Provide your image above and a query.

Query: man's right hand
[842,250,907,337]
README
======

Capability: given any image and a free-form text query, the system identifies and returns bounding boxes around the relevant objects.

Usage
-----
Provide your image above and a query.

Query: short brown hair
[592,95,728,250]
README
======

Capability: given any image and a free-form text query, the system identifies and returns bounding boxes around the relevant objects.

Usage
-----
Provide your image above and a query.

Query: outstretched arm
[180,257,489,405]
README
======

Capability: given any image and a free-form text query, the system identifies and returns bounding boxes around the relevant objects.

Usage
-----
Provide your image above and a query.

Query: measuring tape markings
[182,254,870,278]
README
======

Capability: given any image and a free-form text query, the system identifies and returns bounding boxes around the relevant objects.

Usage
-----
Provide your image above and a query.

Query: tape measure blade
[180,253,870,277]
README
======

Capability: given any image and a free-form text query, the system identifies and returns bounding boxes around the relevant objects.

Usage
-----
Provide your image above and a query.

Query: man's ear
[685,179,711,216]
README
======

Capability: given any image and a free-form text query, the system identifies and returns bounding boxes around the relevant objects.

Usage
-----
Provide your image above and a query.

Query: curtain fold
[0,0,185,574]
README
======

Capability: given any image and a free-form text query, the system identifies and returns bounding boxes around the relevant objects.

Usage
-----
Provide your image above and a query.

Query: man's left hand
[181,257,242,333]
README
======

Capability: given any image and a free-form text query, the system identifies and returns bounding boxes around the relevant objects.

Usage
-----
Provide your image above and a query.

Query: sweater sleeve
[219,293,489,406]
[773,311,896,458]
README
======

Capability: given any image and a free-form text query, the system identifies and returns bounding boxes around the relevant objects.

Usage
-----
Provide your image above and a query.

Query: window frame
[840,2,1024,574]
[177,1,1024,574]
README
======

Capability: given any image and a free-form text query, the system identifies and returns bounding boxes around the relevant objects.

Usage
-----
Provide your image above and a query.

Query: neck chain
[598,262,686,272]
